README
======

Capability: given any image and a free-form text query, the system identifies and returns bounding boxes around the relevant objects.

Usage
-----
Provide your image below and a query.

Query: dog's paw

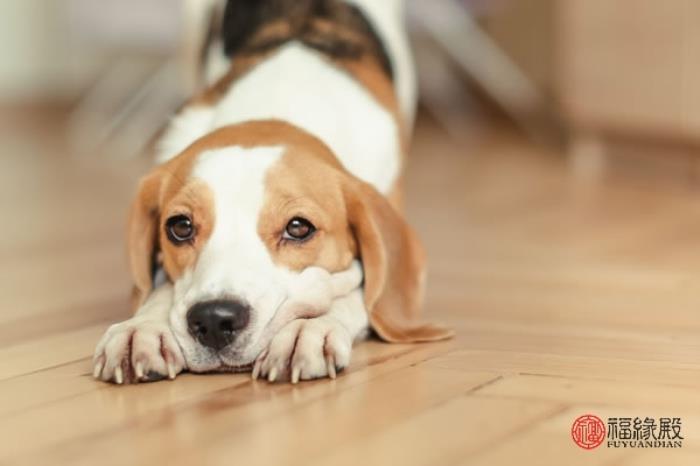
[92,318,185,384]
[252,317,352,384]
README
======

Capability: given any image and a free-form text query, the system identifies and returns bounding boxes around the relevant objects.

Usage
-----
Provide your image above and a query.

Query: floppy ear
[127,169,164,311]
[344,179,454,343]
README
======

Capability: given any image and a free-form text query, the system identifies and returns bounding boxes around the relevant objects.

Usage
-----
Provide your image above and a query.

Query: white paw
[252,317,353,384]
[92,318,185,384]
[279,261,364,320]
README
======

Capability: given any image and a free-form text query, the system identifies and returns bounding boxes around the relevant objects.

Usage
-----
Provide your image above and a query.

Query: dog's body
[159,0,414,196]
[93,0,451,385]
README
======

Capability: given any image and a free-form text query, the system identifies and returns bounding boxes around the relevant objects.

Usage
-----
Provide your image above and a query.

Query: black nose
[186,299,250,351]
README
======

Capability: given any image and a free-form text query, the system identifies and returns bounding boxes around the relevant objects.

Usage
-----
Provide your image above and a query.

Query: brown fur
[127,168,164,309]
[342,177,452,342]
[158,179,215,282]
[258,135,356,274]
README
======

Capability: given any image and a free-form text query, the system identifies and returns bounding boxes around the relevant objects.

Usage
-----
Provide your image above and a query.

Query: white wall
[0,0,69,100]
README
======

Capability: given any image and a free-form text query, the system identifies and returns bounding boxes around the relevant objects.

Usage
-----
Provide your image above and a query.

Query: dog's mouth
[187,359,254,374]
[208,362,254,373]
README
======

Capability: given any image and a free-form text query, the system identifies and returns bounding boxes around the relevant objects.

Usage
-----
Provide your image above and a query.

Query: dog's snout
[186,300,250,350]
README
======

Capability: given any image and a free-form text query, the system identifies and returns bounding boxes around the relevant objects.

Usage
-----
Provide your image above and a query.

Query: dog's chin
[180,343,259,374]
[185,356,255,374]
[213,351,257,372]
[208,362,254,373]
[172,327,263,373]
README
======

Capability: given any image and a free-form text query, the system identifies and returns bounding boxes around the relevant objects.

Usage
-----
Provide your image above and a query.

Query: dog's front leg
[92,283,185,384]
[253,286,369,384]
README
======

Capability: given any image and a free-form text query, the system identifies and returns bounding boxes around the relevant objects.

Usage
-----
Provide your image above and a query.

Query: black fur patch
[344,4,393,78]
[221,0,393,79]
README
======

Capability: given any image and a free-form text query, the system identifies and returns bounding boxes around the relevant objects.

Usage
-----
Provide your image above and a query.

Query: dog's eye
[283,217,316,241]
[166,215,195,244]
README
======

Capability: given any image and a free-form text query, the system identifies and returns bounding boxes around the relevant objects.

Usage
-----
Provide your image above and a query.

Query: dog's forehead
[191,145,285,207]
[159,121,346,221]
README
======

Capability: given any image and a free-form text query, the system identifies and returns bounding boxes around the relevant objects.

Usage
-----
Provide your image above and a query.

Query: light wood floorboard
[1,117,699,465]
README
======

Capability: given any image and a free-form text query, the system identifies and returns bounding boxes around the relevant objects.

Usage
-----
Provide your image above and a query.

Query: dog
[93,0,452,385]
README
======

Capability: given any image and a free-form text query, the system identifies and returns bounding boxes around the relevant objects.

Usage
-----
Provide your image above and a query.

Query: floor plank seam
[514,370,700,390]
[0,357,91,383]
[463,375,505,395]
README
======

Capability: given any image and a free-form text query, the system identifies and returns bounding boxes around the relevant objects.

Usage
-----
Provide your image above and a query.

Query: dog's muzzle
[186,299,250,351]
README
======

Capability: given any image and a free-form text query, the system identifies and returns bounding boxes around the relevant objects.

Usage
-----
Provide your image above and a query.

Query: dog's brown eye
[283,217,315,241]
[166,215,195,244]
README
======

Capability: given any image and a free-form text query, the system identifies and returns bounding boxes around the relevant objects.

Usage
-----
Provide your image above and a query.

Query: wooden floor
[2,114,700,466]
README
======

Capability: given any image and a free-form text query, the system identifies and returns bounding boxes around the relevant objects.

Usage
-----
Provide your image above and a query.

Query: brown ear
[127,168,164,311]
[344,179,454,343]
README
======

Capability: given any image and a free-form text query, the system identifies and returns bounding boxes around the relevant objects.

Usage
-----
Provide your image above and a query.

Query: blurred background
[2,0,699,177]
[3,0,699,171]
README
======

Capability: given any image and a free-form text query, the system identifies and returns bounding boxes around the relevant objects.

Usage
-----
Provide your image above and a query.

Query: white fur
[168,145,287,371]
[94,259,365,382]
[156,106,215,163]
[255,287,369,382]
[212,43,401,194]
[92,284,186,384]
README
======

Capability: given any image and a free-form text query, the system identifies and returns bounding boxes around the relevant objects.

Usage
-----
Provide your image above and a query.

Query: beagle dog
[93,0,452,385]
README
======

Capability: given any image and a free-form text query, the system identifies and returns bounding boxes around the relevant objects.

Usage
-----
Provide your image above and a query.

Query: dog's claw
[251,359,262,380]
[291,366,301,384]
[114,366,124,385]
[135,361,144,380]
[167,360,176,380]
[326,355,336,379]
[93,360,103,379]
[268,367,278,383]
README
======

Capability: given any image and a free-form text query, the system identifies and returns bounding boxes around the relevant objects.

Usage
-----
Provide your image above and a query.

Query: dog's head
[128,120,446,372]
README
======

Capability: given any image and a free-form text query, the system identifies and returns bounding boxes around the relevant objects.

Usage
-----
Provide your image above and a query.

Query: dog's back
[157,0,414,199]
[202,0,416,128]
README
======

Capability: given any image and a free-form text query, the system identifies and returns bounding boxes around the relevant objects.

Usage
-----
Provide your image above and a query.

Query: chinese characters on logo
[607,417,683,448]
[572,415,683,450]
